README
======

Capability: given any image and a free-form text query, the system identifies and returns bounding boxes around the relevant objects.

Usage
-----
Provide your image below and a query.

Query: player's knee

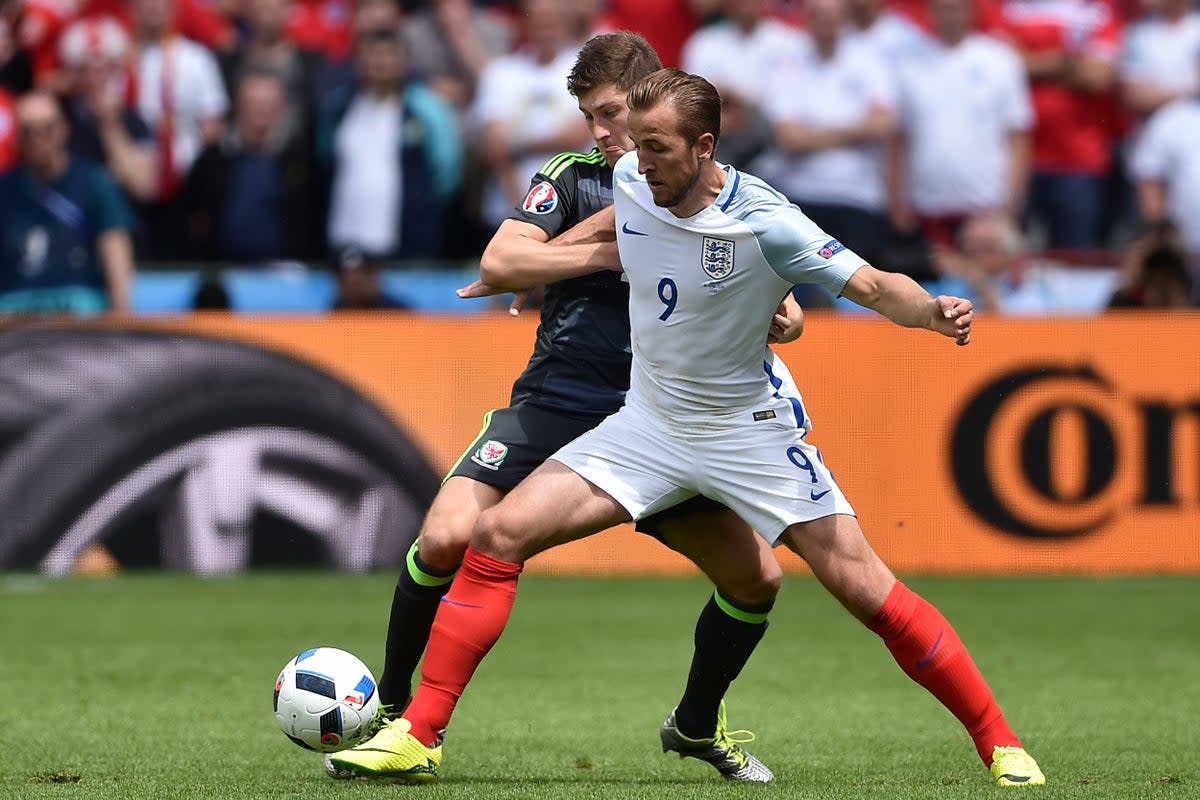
[472,506,528,563]
[417,516,474,572]
[718,559,783,607]
[758,558,785,602]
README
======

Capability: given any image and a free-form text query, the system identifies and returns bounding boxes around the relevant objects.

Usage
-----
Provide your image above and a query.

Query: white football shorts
[550,400,855,545]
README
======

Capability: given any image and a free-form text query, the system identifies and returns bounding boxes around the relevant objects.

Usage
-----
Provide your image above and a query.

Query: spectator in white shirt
[887,0,1033,247]
[1130,89,1200,254]
[131,0,228,257]
[1119,0,1200,120]
[844,0,933,68]
[471,0,588,231]
[133,0,228,198]
[682,0,804,163]
[682,0,803,108]
[757,0,896,261]
[318,26,463,260]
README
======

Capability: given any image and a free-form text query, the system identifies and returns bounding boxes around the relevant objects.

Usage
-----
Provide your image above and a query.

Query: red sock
[867,581,1021,765]
[403,546,522,746]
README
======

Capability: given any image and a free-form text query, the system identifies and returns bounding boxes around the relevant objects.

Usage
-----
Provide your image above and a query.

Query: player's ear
[695,132,716,162]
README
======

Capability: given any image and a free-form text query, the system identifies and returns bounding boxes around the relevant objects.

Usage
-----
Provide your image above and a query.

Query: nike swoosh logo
[998,774,1031,783]
[621,221,648,236]
[916,630,944,670]
[810,488,831,501]
[440,597,484,609]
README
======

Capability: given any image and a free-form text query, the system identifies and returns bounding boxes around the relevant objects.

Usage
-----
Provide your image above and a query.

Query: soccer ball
[273,647,380,752]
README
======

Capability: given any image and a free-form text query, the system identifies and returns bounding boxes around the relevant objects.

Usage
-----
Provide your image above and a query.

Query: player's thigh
[697,423,855,546]
[475,459,632,562]
[551,403,696,522]
[655,508,782,607]
[437,403,607,565]
[778,514,895,623]
[444,403,606,492]
[417,476,506,570]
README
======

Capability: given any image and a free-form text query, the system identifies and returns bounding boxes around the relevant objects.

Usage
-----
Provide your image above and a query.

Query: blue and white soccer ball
[273,647,380,752]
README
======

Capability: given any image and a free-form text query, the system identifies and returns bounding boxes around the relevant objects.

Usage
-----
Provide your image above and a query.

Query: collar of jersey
[713,163,740,213]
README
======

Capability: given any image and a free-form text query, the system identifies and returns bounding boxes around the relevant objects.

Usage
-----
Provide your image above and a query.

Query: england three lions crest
[701,236,735,280]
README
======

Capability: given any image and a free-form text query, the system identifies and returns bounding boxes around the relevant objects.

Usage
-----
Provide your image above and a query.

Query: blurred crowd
[0,0,1196,314]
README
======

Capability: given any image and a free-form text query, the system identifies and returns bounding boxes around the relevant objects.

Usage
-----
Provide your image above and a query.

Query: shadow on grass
[333,774,741,787]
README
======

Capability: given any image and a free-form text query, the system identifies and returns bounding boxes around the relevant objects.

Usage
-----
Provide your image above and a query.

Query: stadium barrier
[133,265,492,313]
[3,313,1197,575]
[128,259,1122,314]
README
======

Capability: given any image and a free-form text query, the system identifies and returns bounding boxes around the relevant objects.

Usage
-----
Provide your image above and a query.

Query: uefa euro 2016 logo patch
[818,239,845,259]
[701,236,735,280]
[522,181,558,215]
[471,440,509,470]
[342,674,375,710]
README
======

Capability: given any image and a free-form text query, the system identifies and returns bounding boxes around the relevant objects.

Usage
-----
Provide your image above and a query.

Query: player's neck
[669,161,728,219]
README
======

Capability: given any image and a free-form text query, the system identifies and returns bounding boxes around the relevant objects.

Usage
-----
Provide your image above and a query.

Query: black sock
[378,541,457,711]
[673,591,772,739]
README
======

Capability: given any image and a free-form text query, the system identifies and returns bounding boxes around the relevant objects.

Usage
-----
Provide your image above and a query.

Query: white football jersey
[613,151,864,425]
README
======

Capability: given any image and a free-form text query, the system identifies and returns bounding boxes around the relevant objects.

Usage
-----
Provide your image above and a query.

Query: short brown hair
[567,31,663,97]
[626,68,721,147]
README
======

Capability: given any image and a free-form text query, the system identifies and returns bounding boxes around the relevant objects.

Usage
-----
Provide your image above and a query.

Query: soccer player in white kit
[377,69,1046,788]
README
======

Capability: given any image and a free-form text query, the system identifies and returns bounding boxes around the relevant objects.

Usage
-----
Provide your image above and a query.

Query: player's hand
[456,279,503,299]
[929,295,973,346]
[767,301,804,344]
[457,280,534,316]
[507,290,532,316]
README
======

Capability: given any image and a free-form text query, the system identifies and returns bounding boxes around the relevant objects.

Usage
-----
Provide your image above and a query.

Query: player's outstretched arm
[478,218,620,291]
[840,265,973,345]
[546,206,616,247]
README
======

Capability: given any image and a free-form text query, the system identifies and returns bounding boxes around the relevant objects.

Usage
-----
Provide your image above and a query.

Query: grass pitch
[2,572,1196,799]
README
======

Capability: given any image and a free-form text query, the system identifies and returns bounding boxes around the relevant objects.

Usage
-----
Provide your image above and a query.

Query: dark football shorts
[445,402,727,537]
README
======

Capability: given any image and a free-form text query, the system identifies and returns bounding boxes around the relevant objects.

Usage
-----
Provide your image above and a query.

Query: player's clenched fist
[930,295,973,346]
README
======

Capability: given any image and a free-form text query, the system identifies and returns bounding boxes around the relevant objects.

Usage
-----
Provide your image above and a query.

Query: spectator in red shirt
[16,0,80,88]
[18,0,235,90]
[89,0,235,51]
[287,0,355,63]
[599,0,718,68]
[1001,0,1123,250]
